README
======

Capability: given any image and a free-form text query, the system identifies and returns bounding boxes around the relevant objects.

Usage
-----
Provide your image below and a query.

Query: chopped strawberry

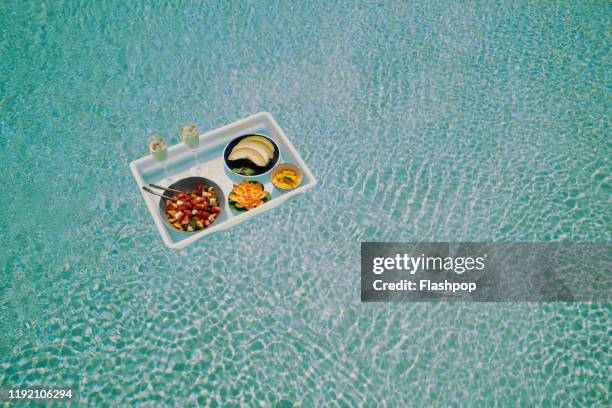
[166,186,220,232]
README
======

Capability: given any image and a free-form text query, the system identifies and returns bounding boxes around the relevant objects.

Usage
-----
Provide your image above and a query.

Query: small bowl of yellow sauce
[270,163,303,191]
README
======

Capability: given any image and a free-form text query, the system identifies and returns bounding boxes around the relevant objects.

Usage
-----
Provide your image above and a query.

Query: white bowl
[270,163,303,190]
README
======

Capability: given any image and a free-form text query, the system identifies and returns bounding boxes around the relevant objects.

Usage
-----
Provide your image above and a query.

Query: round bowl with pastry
[227,179,272,212]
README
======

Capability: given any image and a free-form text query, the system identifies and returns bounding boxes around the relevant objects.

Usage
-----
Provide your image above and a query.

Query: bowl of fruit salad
[159,177,224,233]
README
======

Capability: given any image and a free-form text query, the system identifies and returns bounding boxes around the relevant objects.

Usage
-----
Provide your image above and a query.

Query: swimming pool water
[1,1,610,405]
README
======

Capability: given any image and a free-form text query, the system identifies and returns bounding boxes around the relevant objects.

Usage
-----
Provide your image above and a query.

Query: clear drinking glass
[148,136,171,181]
[181,123,200,173]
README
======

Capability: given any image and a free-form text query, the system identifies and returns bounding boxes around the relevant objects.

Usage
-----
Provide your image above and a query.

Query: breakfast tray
[129,112,317,249]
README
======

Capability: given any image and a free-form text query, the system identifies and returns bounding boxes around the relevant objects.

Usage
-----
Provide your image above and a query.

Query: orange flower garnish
[228,180,269,210]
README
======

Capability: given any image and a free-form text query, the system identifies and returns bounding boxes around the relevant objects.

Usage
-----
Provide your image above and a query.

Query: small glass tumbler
[181,123,200,173]
[148,136,171,181]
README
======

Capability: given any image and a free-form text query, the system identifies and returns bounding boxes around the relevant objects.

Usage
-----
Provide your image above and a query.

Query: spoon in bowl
[148,183,191,196]
[142,186,175,201]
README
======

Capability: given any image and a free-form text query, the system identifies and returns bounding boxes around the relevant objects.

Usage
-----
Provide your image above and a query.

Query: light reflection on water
[0,1,609,405]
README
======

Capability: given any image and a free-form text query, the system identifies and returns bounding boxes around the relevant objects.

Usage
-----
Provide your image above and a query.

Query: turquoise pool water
[1,1,610,406]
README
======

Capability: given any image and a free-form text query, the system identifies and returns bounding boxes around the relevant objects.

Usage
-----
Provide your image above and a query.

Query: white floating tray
[130,112,317,249]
